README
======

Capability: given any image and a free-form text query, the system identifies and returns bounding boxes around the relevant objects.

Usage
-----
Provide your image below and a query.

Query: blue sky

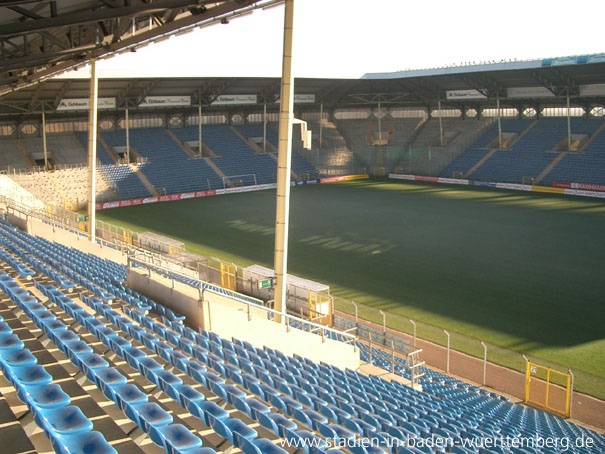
[63,0,605,79]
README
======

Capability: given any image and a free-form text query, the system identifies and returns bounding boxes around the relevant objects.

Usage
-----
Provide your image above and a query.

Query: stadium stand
[410,119,492,150]
[335,120,373,149]
[0,137,31,171]
[19,134,88,167]
[236,123,318,179]
[101,128,222,195]
[76,131,153,201]
[171,124,277,186]
[0,175,45,210]
[440,119,605,184]
[2,115,601,208]
[541,122,605,186]
[388,119,425,147]
[9,167,118,209]
[0,218,602,453]
[310,120,348,149]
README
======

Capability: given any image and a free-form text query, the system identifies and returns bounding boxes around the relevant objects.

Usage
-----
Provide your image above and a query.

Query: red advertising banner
[414,176,439,183]
[552,182,572,189]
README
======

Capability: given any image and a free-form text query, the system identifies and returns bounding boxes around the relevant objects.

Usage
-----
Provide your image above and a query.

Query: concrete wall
[205,298,360,370]
[127,267,206,329]
[6,213,27,231]
[127,267,360,371]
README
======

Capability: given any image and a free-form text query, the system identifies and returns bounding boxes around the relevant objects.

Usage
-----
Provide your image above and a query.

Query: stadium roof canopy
[1,48,604,120]
[0,0,282,97]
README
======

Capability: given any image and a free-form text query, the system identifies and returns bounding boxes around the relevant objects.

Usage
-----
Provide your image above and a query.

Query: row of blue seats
[0,222,186,323]
[65,287,293,454]
[0,271,117,454]
[33,283,211,454]
[10,237,296,454]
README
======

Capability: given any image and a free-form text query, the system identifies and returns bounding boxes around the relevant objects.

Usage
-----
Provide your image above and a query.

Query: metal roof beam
[0,0,259,96]
[52,80,71,110]
[8,6,69,49]
[530,70,562,96]
[0,0,212,36]
[0,43,100,70]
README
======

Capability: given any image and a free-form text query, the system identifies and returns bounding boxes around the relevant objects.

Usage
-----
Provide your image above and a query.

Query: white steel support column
[567,89,572,151]
[263,103,267,153]
[377,98,382,142]
[497,94,502,148]
[438,98,444,146]
[273,0,295,324]
[319,103,323,148]
[198,103,203,157]
[41,109,48,169]
[125,108,130,163]
[87,59,99,242]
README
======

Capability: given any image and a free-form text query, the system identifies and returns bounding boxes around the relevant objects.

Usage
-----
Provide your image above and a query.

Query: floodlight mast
[87,59,98,242]
[273,0,295,324]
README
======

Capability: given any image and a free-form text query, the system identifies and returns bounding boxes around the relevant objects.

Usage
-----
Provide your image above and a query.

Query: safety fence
[330,294,604,402]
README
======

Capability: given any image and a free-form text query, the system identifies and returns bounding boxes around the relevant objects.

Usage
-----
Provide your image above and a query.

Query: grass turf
[97,179,605,397]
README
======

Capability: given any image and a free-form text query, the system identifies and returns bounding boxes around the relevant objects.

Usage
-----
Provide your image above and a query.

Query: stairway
[129,164,158,196]
[464,149,498,178]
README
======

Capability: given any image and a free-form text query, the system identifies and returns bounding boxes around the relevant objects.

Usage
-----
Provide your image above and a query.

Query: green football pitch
[97,179,605,397]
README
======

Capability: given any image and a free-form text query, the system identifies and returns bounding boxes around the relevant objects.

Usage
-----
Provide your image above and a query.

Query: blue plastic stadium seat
[65,340,94,363]
[258,413,297,438]
[138,357,163,382]
[0,348,37,367]
[318,422,356,443]
[170,350,190,372]
[189,400,229,427]
[11,364,53,386]
[53,430,117,454]
[174,384,205,409]
[212,417,258,448]
[0,321,12,333]
[112,383,148,412]
[130,402,173,436]
[0,333,24,351]
[240,438,288,454]
[93,367,128,399]
[78,354,108,382]
[155,370,183,400]
[223,384,247,405]
[22,383,71,409]
[37,405,94,435]
[124,346,147,369]
[155,341,174,363]
[109,336,131,356]
[154,423,204,454]
[283,429,327,454]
